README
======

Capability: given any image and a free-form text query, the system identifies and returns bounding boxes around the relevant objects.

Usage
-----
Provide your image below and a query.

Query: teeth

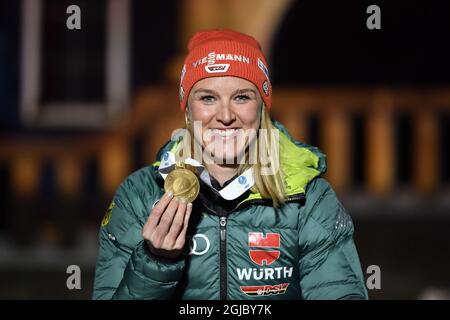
[211,129,238,137]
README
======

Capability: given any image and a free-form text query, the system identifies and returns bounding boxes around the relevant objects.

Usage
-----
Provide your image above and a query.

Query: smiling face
[186,76,262,164]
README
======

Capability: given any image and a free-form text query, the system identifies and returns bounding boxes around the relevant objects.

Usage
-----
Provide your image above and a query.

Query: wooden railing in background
[0,86,184,198]
[272,88,448,195]
[274,89,397,194]
[0,86,448,200]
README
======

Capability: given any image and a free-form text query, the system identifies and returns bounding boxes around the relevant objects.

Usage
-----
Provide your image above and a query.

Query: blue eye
[235,95,250,103]
[201,95,215,103]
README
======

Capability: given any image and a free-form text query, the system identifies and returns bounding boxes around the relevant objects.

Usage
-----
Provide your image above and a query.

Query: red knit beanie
[179,28,272,112]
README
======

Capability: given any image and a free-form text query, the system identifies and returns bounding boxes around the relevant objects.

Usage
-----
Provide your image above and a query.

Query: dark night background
[0,0,449,299]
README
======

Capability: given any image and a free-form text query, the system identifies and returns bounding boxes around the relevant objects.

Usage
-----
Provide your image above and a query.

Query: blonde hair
[175,103,286,207]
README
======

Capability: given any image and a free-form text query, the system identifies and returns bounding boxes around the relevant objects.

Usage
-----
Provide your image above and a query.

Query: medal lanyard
[158,151,255,200]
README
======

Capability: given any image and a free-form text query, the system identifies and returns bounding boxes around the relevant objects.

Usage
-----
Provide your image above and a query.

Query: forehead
[191,76,257,92]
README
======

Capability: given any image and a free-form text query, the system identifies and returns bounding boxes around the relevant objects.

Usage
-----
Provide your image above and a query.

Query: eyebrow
[232,88,257,96]
[192,89,217,95]
[192,88,257,96]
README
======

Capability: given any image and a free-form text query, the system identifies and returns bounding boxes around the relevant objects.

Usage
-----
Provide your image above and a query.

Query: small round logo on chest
[189,234,210,256]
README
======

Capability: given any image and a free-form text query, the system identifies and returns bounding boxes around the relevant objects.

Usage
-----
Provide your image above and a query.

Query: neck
[205,163,239,187]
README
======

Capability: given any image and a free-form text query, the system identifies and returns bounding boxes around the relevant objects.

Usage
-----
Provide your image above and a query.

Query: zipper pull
[219,217,227,241]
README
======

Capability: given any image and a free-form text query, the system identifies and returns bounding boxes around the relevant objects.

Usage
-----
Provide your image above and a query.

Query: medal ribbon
[158,151,255,200]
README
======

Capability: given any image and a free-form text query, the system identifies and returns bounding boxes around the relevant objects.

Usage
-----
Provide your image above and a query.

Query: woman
[93,29,368,300]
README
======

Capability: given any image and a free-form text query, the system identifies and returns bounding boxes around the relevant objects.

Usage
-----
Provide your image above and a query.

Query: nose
[216,101,236,125]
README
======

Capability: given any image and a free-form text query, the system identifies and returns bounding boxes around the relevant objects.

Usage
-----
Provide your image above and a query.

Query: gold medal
[164,162,200,203]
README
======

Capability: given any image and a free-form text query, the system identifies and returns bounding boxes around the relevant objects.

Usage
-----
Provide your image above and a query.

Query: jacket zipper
[219,216,228,300]
[285,194,306,204]
[215,195,303,299]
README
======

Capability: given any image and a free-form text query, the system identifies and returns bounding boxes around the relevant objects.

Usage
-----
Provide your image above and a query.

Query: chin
[204,148,246,165]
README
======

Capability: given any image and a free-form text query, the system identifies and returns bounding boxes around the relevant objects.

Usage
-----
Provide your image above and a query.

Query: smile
[209,128,241,138]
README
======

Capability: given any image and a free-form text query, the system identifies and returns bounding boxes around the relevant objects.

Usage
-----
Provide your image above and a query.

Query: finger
[153,196,180,237]
[144,194,177,242]
[174,202,193,249]
[165,198,188,242]
[146,190,174,229]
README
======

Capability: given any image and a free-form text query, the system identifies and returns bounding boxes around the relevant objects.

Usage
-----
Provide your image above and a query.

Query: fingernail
[179,197,186,204]
[187,202,193,208]
[167,190,173,197]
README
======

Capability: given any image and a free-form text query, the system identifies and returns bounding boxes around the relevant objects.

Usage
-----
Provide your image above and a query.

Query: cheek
[190,104,214,124]
[237,104,260,129]
[189,105,215,144]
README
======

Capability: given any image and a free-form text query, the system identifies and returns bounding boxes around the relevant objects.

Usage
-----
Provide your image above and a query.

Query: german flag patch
[240,283,289,296]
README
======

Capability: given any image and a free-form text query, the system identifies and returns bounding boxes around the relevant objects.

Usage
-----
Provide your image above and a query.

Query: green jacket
[93,120,368,300]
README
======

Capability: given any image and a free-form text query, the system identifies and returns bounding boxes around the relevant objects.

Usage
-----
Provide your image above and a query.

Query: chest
[181,203,303,299]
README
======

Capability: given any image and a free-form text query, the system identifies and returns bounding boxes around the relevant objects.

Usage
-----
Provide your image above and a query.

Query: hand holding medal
[142,162,199,260]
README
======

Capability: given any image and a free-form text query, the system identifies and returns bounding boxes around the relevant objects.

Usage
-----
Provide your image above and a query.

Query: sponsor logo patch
[236,232,292,296]
[262,80,269,96]
[205,63,230,73]
[189,234,210,256]
[240,283,289,296]
[257,58,270,80]
[236,266,293,281]
[248,232,280,266]
[193,52,250,68]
